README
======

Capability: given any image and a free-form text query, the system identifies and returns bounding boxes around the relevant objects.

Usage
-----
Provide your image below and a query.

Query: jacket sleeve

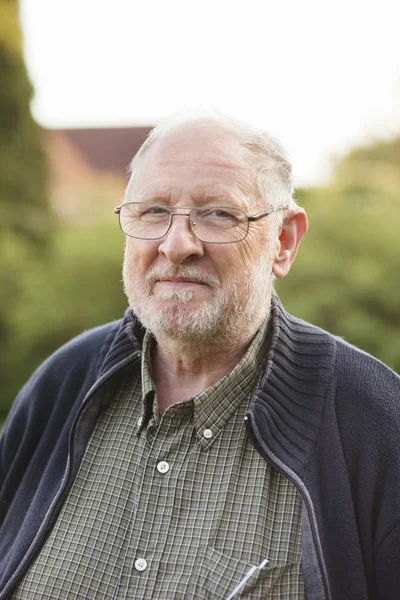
[334,342,400,598]
[0,349,86,525]
[375,523,400,599]
[0,323,112,524]
[0,381,31,502]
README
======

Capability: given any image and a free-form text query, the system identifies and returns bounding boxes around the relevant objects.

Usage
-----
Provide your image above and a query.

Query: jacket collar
[248,294,337,473]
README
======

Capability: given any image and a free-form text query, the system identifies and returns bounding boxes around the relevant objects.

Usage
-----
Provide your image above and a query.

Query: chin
[154,287,211,305]
[155,297,205,314]
[139,297,223,341]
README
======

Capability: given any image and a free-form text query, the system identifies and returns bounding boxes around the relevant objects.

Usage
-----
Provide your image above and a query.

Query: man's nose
[158,214,204,264]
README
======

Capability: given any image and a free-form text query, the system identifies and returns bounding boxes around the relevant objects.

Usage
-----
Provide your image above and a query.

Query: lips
[145,266,220,289]
[158,278,206,284]
[156,279,207,289]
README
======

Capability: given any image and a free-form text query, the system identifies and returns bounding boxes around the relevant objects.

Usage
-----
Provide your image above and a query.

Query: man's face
[122,122,281,348]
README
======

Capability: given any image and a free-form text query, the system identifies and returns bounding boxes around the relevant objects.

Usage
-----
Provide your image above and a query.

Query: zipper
[0,352,141,600]
[244,412,331,600]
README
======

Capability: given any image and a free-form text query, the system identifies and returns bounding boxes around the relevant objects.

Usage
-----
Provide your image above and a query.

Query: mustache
[145,265,221,288]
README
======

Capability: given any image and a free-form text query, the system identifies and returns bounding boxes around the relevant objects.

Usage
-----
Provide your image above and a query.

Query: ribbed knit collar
[248,295,337,474]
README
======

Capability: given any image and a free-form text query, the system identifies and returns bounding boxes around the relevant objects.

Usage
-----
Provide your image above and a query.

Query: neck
[150,322,264,414]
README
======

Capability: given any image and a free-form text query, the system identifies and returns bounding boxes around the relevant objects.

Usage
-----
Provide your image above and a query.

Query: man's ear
[272,209,308,278]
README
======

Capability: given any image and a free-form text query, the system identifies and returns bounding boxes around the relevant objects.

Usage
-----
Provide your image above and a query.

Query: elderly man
[0,113,399,600]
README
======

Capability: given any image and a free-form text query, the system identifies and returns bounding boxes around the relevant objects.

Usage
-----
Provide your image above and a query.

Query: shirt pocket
[194,546,300,599]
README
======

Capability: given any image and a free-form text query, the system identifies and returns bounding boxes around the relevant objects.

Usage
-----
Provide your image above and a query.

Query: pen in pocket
[226,558,269,600]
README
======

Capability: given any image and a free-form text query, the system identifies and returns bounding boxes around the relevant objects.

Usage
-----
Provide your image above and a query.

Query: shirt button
[136,416,143,428]
[203,428,213,439]
[157,460,170,474]
[135,558,147,572]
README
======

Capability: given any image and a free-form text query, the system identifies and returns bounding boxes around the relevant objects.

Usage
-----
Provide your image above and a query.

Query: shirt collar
[137,314,273,445]
[135,330,157,433]
[192,314,273,448]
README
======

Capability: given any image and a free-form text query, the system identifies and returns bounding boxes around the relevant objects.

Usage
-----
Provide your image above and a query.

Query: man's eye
[140,206,170,218]
[201,209,235,219]
[145,206,169,214]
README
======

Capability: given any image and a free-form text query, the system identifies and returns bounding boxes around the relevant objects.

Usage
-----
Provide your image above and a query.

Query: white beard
[123,247,275,353]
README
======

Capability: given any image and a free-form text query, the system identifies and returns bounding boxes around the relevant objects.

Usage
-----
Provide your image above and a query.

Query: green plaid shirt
[13,318,304,599]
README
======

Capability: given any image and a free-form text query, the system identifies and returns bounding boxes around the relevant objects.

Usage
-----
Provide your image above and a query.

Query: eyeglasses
[114,203,287,244]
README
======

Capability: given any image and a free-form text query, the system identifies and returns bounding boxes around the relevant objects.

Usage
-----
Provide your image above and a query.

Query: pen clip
[226,558,269,600]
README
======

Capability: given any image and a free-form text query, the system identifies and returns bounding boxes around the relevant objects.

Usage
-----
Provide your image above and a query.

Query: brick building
[42,126,152,221]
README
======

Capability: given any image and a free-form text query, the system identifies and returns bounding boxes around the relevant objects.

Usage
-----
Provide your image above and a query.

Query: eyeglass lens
[119,204,249,243]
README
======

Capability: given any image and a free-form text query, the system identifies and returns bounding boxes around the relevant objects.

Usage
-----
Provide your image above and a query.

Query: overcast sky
[20,0,400,186]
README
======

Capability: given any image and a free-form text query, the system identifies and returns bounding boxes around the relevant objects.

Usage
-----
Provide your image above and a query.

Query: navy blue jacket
[1,297,399,599]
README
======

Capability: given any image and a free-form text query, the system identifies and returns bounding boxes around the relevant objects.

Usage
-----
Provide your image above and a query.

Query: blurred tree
[334,136,400,191]
[0,0,50,243]
[276,135,400,372]
[0,0,51,417]
[5,220,127,402]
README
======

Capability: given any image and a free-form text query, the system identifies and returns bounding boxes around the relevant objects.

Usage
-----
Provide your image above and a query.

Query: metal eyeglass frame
[114,203,288,244]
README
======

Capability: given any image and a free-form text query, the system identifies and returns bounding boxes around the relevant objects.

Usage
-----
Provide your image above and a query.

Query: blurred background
[1,0,399,422]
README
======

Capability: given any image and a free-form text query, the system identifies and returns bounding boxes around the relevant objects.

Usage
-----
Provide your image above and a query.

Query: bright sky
[20,0,400,186]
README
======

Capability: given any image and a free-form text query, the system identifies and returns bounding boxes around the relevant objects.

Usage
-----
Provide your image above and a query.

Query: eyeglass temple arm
[248,206,287,222]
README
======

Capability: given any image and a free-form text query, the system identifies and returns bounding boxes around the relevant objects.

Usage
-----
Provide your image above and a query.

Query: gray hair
[125,110,298,221]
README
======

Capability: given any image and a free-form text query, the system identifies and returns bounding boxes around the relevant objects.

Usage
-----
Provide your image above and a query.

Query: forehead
[130,123,258,207]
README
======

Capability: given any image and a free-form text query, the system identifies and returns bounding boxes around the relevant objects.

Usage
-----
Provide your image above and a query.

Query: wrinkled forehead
[131,121,259,199]
[150,120,247,157]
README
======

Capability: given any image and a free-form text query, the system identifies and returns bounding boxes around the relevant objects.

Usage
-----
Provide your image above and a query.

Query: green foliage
[332,136,400,199]
[276,137,400,373]
[0,0,52,417]
[0,0,50,245]
[0,0,22,56]
[1,220,127,417]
